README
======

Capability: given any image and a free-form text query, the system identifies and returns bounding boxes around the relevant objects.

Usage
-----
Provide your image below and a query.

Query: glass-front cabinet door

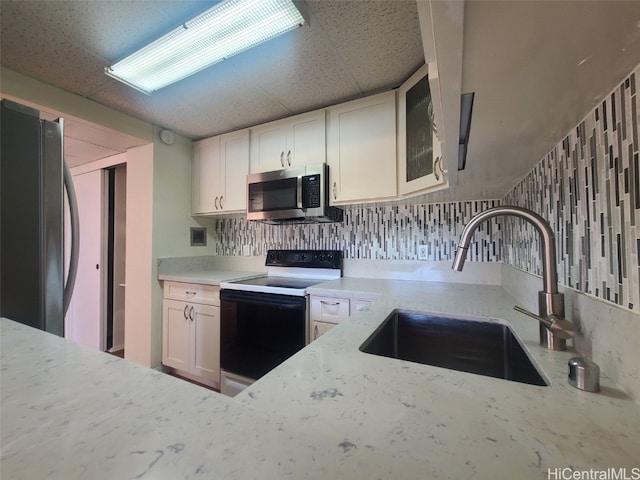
[398,63,447,196]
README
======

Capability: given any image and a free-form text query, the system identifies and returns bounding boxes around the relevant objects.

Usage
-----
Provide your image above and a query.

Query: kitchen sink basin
[360,310,548,386]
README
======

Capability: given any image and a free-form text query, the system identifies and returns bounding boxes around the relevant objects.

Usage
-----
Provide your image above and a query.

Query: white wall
[150,129,217,367]
[123,144,155,366]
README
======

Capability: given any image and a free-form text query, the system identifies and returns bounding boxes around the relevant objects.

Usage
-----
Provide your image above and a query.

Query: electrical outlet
[418,244,428,261]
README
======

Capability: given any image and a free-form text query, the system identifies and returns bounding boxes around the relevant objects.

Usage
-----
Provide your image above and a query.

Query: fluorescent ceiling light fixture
[105,0,305,94]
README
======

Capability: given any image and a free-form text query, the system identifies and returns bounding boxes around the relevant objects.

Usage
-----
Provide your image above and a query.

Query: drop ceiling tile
[0,15,111,96]
[88,71,290,139]
[307,0,424,92]
[64,137,122,166]
[222,26,363,113]
[0,1,206,63]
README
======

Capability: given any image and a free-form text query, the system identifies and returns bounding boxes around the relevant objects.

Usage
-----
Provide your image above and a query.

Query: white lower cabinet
[162,282,220,387]
[309,294,375,341]
[311,321,336,341]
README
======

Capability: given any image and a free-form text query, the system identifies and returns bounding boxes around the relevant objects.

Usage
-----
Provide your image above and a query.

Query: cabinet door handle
[287,150,291,166]
[296,175,303,209]
[220,195,224,210]
[320,301,340,306]
[183,304,189,320]
[433,157,441,181]
[332,181,337,200]
[280,151,285,168]
[214,196,219,210]
[313,324,318,340]
[189,306,194,321]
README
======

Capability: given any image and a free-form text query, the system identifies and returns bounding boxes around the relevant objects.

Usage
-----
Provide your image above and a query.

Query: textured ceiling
[1,1,640,200]
[0,0,424,140]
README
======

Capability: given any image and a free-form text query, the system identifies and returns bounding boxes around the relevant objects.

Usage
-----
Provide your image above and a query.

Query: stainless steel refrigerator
[1,99,79,336]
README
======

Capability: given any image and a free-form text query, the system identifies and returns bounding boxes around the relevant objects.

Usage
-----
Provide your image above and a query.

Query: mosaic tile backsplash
[504,65,639,312]
[214,65,640,314]
[213,200,501,262]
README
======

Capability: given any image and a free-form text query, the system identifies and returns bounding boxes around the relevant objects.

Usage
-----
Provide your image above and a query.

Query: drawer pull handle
[320,301,340,306]
[185,291,197,298]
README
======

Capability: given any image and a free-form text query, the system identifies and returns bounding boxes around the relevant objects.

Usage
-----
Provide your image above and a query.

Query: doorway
[107,164,126,353]
[65,163,126,352]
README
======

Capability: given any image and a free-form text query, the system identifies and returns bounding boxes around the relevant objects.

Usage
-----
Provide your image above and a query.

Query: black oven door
[220,289,307,381]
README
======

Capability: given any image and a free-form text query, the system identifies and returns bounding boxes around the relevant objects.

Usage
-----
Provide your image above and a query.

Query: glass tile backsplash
[213,200,501,262]
[504,65,639,312]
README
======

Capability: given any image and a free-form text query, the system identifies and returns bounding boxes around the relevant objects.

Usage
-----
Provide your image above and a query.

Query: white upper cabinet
[250,110,325,173]
[219,130,249,212]
[414,0,464,191]
[192,136,220,214]
[397,63,447,196]
[327,91,397,205]
[192,129,249,215]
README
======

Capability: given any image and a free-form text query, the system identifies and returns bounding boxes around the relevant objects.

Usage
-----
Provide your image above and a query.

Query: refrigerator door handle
[63,158,80,316]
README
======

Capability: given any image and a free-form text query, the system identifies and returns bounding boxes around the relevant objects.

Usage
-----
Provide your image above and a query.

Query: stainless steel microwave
[246,164,343,224]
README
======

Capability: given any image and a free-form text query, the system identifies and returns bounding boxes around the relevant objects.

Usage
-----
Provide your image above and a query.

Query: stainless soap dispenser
[568,357,600,392]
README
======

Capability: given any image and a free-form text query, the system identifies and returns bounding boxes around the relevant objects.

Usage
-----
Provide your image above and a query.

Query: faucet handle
[513,305,575,340]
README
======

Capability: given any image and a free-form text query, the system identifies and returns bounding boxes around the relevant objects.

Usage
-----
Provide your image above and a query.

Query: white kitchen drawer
[163,281,220,306]
[350,299,372,315]
[310,296,350,324]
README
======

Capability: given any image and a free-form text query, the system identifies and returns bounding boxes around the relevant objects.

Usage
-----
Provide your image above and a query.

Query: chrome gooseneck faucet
[452,206,574,351]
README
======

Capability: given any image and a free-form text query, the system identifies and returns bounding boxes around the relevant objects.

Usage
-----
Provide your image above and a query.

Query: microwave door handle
[297,176,303,210]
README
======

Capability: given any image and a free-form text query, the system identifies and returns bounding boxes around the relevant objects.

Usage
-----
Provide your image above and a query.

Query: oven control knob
[318,253,325,262]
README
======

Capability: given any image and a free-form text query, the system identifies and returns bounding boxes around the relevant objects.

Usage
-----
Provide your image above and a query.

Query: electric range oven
[219,250,342,397]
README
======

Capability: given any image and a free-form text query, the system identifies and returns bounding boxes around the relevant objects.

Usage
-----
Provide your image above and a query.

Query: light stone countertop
[2,276,639,479]
[157,269,263,286]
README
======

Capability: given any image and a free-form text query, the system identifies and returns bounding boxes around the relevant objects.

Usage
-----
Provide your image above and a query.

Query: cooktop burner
[220,249,343,296]
[231,276,327,290]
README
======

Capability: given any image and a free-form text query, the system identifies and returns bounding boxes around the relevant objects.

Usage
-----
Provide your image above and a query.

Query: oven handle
[220,289,307,309]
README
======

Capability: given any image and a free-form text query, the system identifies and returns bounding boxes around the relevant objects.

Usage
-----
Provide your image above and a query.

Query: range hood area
[253,206,344,225]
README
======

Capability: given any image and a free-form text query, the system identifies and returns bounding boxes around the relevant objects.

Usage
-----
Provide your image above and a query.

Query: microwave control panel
[302,174,321,208]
